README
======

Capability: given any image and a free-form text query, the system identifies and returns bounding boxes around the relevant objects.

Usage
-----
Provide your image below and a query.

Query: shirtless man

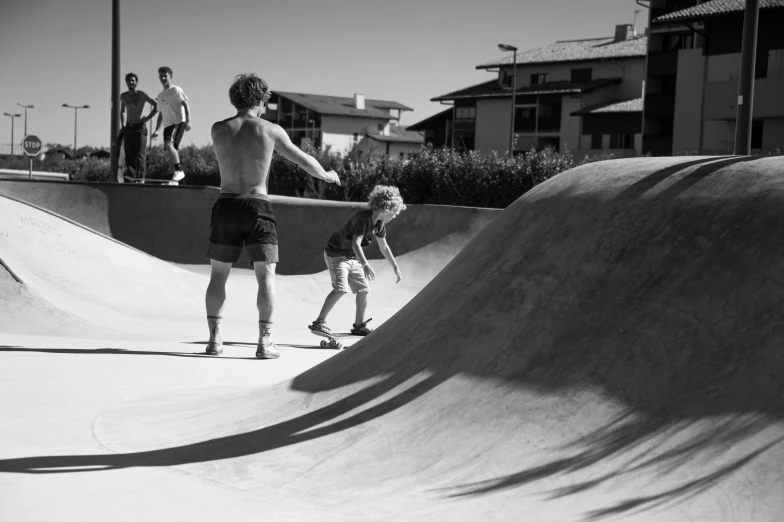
[205,73,341,358]
[120,73,157,180]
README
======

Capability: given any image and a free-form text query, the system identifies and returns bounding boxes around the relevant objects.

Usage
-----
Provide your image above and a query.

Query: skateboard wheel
[336,342,343,350]
[320,340,328,348]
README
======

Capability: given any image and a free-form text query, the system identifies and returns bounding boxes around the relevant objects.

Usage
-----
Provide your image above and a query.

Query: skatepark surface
[1,157,783,521]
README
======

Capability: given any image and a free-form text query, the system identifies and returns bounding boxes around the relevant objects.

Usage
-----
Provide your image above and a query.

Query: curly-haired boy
[309,185,405,336]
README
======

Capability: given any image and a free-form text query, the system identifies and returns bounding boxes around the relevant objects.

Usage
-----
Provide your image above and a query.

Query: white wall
[706,54,740,83]
[475,98,512,154]
[673,48,706,155]
[321,115,390,152]
[560,96,583,151]
[702,120,735,153]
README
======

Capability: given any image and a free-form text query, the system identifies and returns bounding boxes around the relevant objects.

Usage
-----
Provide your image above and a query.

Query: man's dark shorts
[163,123,186,150]
[205,193,279,264]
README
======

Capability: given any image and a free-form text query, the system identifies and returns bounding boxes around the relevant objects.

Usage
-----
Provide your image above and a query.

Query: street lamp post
[16,103,35,135]
[62,104,90,157]
[3,112,21,155]
[734,0,761,155]
[498,43,518,158]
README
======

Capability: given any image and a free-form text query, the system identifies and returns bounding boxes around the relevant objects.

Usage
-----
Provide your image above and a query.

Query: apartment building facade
[643,0,784,155]
[411,25,647,157]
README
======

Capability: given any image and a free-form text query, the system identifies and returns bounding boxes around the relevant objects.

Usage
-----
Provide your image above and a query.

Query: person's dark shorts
[163,123,186,150]
[205,193,279,264]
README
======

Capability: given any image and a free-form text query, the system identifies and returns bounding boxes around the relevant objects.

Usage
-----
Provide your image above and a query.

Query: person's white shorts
[324,252,369,294]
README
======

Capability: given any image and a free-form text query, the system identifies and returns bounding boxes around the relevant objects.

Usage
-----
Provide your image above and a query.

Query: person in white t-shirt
[151,66,191,185]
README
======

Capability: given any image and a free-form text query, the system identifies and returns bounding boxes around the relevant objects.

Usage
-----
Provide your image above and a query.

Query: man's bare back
[212,108,339,195]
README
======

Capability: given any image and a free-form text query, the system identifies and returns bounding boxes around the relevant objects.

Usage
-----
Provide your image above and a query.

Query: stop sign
[22,134,42,157]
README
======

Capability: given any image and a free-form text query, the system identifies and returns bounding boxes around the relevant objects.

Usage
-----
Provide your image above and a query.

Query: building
[407,108,453,149]
[354,125,424,159]
[261,91,414,154]
[413,25,647,157]
[644,0,784,155]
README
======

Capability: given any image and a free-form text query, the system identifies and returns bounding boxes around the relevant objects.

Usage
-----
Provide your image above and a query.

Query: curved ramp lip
[0,192,162,261]
[0,255,24,284]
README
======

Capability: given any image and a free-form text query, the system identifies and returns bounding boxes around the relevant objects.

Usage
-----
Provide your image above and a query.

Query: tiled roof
[407,108,453,131]
[273,92,412,120]
[655,0,784,22]
[476,36,647,69]
[431,78,621,102]
[366,126,424,144]
[571,97,643,115]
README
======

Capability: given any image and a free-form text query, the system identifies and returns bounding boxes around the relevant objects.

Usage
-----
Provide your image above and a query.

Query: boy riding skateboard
[309,185,405,338]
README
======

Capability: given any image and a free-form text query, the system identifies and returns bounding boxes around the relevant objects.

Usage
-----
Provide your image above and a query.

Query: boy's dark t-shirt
[325,209,386,258]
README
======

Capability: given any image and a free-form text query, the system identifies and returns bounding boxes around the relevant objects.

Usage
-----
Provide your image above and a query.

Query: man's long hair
[229,73,271,110]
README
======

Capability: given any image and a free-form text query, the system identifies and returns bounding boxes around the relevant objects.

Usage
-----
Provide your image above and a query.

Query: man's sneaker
[206,339,223,356]
[256,339,280,359]
[351,319,373,336]
[172,170,185,182]
[308,320,332,335]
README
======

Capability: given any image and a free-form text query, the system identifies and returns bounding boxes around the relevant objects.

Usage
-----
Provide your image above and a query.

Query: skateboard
[123,175,179,185]
[309,330,358,350]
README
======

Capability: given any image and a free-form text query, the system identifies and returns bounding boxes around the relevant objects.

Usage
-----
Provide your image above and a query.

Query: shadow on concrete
[0,345,250,360]
[0,368,454,474]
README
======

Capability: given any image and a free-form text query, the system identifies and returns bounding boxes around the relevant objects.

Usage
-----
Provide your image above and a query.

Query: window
[591,134,603,149]
[353,132,359,142]
[751,120,764,149]
[756,49,769,79]
[570,68,592,83]
[455,107,476,119]
[399,152,405,158]
[664,33,693,52]
[609,134,634,149]
[378,123,385,131]
[530,73,549,85]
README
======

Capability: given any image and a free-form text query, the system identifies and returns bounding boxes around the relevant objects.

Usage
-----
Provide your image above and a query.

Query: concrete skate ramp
[0,193,209,339]
[4,156,783,521]
[0,180,499,276]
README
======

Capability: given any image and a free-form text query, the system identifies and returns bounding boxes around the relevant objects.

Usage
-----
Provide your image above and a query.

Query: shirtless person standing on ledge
[205,73,341,358]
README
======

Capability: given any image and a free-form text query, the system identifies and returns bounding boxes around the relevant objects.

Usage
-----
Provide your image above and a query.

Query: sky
[0,0,649,149]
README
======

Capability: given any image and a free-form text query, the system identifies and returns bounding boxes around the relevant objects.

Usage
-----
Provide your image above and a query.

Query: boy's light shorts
[324,252,369,294]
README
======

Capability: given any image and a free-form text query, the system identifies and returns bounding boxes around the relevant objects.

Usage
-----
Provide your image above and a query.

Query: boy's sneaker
[351,319,373,336]
[256,339,280,359]
[172,170,185,182]
[309,319,332,335]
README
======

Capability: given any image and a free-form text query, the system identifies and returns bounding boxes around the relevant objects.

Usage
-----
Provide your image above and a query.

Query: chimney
[614,23,634,42]
[354,93,365,110]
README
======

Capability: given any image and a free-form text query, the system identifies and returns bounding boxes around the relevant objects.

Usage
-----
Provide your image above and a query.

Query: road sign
[22,134,42,156]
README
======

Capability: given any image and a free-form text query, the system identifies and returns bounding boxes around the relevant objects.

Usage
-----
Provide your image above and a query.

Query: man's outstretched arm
[273,125,340,185]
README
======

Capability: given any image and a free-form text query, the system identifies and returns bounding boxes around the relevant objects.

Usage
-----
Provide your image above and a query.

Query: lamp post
[16,103,34,135]
[734,0,760,155]
[3,112,21,155]
[498,43,518,158]
[62,104,90,157]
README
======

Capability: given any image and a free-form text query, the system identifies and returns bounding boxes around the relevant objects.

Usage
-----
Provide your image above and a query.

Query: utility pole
[733,0,760,155]
[110,0,122,178]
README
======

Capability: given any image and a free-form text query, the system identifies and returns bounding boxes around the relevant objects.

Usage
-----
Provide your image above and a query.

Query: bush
[0,143,614,208]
